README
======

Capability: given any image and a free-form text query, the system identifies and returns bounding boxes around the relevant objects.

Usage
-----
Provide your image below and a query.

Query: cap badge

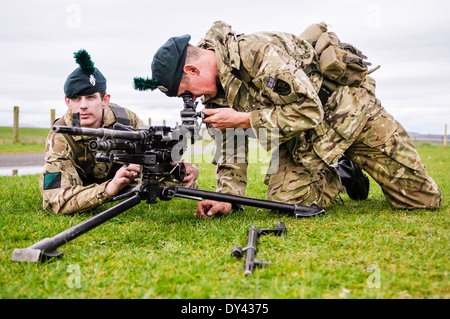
[157,85,168,93]
[89,74,96,86]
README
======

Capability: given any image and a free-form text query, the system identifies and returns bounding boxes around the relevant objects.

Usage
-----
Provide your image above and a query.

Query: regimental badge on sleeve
[44,172,61,190]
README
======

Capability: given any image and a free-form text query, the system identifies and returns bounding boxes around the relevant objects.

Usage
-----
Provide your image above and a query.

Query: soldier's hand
[202,108,250,130]
[182,162,199,188]
[194,200,232,219]
[105,164,141,197]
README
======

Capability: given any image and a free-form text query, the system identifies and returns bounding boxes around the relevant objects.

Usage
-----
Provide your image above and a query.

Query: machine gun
[12,93,325,263]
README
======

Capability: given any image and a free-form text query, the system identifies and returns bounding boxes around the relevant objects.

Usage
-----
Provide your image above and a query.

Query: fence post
[148,117,151,126]
[444,124,447,148]
[13,106,19,144]
[51,109,55,126]
[163,119,166,126]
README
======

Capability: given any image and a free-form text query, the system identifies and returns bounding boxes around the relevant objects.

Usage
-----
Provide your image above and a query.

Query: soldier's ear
[65,96,71,109]
[102,94,111,109]
[183,64,200,76]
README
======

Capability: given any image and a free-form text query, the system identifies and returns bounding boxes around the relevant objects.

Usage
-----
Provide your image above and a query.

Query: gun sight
[180,92,203,144]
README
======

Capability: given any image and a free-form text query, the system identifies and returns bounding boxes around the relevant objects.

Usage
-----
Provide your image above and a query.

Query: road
[0,152,46,167]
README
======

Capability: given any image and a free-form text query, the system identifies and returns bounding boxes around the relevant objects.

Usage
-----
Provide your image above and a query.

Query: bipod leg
[12,194,142,263]
[162,186,325,217]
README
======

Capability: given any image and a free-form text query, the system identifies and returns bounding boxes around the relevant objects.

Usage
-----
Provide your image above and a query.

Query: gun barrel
[52,125,147,141]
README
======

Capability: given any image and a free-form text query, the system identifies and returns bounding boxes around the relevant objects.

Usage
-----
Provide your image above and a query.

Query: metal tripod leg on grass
[12,194,142,263]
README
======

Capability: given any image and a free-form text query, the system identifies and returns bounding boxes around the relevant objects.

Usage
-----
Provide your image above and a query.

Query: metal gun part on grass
[12,93,324,263]
[231,222,288,276]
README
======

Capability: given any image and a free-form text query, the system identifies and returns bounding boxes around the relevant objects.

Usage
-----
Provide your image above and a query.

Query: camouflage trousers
[345,120,441,210]
[264,145,342,207]
[265,111,441,210]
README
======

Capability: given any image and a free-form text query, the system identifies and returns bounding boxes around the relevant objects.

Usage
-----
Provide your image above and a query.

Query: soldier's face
[65,92,110,128]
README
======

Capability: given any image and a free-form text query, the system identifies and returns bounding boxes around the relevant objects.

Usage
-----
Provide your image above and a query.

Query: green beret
[134,35,191,97]
[64,50,107,99]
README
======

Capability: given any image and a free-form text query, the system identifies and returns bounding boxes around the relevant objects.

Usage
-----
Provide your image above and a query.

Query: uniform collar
[198,21,243,107]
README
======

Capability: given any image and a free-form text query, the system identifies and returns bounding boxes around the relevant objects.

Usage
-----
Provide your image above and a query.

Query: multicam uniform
[199,21,441,210]
[39,105,145,215]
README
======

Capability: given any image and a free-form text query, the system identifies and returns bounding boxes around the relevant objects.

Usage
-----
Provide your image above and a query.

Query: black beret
[64,50,107,99]
[151,34,191,97]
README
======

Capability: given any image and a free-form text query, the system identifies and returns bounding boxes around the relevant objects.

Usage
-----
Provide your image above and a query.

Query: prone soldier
[39,50,199,215]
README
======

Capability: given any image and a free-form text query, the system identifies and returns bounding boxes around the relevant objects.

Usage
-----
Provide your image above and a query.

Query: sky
[0,0,449,135]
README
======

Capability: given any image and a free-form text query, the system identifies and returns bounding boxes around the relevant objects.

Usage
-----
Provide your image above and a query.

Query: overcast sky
[0,0,449,134]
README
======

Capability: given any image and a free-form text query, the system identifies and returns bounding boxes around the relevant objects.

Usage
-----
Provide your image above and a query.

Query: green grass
[0,140,448,299]
[0,127,48,153]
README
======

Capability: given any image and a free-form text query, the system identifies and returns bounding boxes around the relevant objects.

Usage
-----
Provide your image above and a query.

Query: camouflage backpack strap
[105,103,132,181]
[109,103,130,126]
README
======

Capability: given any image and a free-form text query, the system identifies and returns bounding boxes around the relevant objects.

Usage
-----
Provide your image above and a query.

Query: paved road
[0,152,45,167]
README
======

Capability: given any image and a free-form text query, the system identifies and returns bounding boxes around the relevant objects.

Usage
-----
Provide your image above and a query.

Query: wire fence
[0,109,54,128]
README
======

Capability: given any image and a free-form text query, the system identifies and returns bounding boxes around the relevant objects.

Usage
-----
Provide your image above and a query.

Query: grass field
[0,134,448,299]
[0,127,47,153]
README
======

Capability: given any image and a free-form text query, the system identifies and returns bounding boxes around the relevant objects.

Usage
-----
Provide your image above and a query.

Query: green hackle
[74,49,96,75]
[133,77,159,91]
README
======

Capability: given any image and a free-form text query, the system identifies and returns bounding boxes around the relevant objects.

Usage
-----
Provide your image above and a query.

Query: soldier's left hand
[183,162,199,187]
[202,108,250,130]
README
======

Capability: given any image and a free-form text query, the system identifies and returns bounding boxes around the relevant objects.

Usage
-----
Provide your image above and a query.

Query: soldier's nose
[79,98,88,109]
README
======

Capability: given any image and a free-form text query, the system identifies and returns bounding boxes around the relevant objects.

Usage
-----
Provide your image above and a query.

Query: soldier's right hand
[105,164,141,197]
[194,200,232,219]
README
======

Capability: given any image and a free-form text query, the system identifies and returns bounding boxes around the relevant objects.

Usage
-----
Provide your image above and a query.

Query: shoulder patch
[44,172,61,190]
[273,79,292,96]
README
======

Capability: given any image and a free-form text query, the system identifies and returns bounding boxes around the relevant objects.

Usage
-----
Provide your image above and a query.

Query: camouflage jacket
[39,104,145,215]
[198,21,380,196]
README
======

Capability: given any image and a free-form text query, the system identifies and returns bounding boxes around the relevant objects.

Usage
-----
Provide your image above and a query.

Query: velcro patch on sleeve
[273,79,292,95]
[44,172,61,190]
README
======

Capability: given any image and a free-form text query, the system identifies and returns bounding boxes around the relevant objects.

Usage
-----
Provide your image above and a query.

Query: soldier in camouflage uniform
[137,21,441,218]
[40,50,199,215]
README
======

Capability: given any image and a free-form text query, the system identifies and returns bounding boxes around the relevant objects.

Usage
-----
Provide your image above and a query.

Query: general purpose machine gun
[12,93,325,263]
